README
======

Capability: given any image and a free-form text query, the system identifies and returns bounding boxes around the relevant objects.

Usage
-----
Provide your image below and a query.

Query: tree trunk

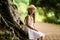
[0,0,28,40]
[43,8,48,17]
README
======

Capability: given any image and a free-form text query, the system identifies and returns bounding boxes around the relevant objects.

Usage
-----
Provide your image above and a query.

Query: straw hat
[27,5,36,11]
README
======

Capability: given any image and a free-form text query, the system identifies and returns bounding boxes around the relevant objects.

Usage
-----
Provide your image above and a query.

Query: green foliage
[13,0,29,6]
[0,3,2,6]
[13,0,60,24]
[13,0,29,19]
[30,0,60,24]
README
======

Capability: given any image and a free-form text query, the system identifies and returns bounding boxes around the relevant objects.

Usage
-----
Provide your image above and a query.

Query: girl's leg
[37,38,39,40]
[37,36,45,40]
[29,39,37,40]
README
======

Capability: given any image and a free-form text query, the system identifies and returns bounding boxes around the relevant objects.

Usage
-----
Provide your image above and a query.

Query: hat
[27,5,36,10]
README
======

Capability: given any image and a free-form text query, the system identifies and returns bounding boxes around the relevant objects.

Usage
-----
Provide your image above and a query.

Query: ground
[35,22,60,40]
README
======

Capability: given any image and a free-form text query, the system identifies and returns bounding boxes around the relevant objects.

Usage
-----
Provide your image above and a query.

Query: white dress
[23,16,45,40]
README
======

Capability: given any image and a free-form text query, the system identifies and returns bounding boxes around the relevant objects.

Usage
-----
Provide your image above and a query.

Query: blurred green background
[13,0,60,25]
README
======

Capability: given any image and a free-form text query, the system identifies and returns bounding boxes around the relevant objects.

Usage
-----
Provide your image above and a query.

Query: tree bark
[0,0,28,40]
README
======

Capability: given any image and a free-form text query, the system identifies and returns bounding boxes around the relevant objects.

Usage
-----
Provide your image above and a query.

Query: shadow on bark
[0,0,28,40]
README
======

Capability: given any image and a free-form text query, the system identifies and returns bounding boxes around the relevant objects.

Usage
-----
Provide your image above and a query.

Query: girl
[24,5,45,40]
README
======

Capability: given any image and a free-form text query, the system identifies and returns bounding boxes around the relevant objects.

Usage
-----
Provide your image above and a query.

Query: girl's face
[28,9,35,15]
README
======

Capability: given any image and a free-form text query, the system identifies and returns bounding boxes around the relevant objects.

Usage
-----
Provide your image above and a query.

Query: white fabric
[24,16,45,40]
[24,26,45,40]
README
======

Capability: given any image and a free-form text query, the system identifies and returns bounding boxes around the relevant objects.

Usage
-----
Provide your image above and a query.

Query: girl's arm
[26,16,38,31]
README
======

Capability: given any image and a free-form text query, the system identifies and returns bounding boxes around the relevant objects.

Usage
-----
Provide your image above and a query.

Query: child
[24,5,45,40]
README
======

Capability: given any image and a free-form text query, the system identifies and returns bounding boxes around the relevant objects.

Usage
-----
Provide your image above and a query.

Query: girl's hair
[27,5,36,10]
[27,5,36,23]
[27,5,36,15]
[27,5,36,14]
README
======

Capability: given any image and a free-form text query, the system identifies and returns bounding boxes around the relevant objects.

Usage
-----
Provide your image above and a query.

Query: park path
[34,22,60,40]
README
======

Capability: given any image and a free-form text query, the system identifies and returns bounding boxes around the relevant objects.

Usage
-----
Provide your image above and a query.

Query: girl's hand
[35,29,38,32]
[34,28,38,32]
[33,26,38,32]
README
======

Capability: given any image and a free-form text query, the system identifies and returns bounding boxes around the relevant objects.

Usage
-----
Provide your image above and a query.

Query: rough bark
[0,0,28,40]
